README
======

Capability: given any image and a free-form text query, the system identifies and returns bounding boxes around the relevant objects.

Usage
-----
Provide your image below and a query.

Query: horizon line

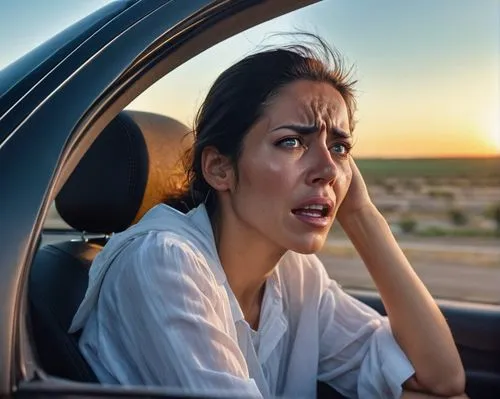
[355,154,500,160]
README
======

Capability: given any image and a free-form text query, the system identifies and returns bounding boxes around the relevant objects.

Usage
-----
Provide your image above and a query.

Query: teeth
[301,211,321,218]
[304,204,326,211]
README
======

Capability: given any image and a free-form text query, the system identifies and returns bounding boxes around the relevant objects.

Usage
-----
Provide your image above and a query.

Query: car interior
[29,110,194,382]
[28,108,500,399]
[28,109,348,398]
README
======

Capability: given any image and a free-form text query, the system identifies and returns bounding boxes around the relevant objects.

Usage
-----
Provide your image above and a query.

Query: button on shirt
[70,204,415,398]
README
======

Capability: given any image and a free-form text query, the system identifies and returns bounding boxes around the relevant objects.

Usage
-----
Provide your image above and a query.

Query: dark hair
[166,34,357,215]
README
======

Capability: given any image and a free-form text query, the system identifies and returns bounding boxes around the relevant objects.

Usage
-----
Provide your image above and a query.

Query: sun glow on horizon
[491,116,500,153]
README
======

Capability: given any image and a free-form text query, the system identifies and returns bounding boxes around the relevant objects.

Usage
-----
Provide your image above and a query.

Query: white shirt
[70,204,414,398]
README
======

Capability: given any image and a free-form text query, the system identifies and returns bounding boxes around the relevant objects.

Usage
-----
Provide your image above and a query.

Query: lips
[291,197,334,228]
[292,203,330,218]
[292,197,334,216]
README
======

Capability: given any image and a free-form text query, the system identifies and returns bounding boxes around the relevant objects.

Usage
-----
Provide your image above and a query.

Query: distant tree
[448,208,468,226]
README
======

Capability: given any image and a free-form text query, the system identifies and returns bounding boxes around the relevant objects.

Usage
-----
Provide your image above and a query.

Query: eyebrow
[271,123,351,139]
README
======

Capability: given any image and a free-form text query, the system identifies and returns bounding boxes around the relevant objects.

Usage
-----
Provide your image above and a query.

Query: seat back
[30,240,103,381]
[29,111,192,381]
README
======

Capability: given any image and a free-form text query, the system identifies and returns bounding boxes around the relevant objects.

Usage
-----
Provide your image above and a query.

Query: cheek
[237,147,298,197]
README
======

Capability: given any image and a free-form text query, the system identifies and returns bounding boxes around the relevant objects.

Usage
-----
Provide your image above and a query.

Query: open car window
[43,0,500,301]
[124,0,500,304]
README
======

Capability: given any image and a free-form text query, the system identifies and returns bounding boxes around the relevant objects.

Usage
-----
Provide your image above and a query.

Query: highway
[319,243,500,305]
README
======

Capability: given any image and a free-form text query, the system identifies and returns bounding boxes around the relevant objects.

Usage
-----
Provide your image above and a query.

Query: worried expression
[221,80,354,254]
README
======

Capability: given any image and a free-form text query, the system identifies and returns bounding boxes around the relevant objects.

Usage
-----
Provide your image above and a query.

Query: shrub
[448,209,468,226]
[399,216,417,234]
[418,226,447,237]
[484,203,500,233]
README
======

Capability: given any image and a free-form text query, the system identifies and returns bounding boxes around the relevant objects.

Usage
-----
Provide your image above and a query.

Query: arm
[337,158,465,397]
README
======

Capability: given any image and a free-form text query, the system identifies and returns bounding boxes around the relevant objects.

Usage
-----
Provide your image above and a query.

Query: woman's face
[228,79,353,254]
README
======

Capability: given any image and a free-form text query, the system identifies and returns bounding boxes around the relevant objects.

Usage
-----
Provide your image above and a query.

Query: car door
[1,0,499,398]
[0,0,320,398]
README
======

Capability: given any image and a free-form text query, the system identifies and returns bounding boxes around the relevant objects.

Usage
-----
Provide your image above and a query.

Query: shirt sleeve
[91,232,262,398]
[317,278,415,399]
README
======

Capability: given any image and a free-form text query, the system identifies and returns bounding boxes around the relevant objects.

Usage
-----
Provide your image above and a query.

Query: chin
[288,235,327,254]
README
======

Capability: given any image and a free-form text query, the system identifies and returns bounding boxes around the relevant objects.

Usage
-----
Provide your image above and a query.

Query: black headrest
[56,111,192,234]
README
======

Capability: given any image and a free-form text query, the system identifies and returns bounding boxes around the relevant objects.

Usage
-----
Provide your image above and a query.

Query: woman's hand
[336,156,374,224]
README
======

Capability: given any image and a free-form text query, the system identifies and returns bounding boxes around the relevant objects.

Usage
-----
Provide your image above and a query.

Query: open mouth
[291,204,331,218]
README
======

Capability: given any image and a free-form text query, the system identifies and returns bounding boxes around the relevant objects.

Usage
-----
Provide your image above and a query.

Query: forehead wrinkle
[301,98,352,140]
[303,97,337,130]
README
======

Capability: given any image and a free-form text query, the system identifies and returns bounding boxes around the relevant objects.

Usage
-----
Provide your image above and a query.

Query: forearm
[340,204,465,396]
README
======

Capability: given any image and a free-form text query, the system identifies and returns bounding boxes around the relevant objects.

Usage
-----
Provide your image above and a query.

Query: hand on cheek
[336,157,373,224]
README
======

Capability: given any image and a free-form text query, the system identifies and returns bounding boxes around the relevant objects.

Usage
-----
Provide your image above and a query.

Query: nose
[306,141,338,186]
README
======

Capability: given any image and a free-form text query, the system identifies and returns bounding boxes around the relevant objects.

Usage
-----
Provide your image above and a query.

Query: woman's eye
[330,143,351,156]
[276,137,304,149]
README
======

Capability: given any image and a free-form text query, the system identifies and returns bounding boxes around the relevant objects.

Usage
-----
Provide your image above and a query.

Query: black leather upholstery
[56,112,150,234]
[29,111,190,382]
[29,240,104,382]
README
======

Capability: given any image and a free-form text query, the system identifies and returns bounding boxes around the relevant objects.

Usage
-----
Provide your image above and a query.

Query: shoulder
[109,231,220,297]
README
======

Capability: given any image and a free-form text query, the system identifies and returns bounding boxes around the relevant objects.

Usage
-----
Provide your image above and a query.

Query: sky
[1,0,499,158]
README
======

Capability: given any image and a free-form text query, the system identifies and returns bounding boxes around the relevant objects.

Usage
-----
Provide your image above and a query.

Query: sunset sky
[2,0,499,158]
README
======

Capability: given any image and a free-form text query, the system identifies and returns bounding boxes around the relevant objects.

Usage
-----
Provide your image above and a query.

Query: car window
[124,0,500,304]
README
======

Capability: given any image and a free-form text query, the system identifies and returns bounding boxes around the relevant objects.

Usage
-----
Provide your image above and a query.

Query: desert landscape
[320,156,500,304]
[44,157,500,304]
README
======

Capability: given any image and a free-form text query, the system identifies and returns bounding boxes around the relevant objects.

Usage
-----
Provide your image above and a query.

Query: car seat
[28,110,192,382]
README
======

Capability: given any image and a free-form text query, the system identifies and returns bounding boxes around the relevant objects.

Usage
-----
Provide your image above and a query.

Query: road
[318,251,500,305]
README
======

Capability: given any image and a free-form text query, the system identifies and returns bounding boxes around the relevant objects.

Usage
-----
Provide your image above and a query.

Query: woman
[70,36,466,398]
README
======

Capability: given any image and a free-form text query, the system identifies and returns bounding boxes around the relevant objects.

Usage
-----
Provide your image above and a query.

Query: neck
[212,207,285,324]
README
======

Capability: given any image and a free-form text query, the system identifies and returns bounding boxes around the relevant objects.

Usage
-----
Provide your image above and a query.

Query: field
[356,156,500,183]
[344,156,500,237]
[322,156,500,303]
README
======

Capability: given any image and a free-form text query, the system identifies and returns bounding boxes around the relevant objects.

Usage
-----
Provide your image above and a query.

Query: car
[1,0,499,398]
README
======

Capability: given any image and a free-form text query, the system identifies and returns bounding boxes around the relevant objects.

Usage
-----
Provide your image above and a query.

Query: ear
[201,146,235,192]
